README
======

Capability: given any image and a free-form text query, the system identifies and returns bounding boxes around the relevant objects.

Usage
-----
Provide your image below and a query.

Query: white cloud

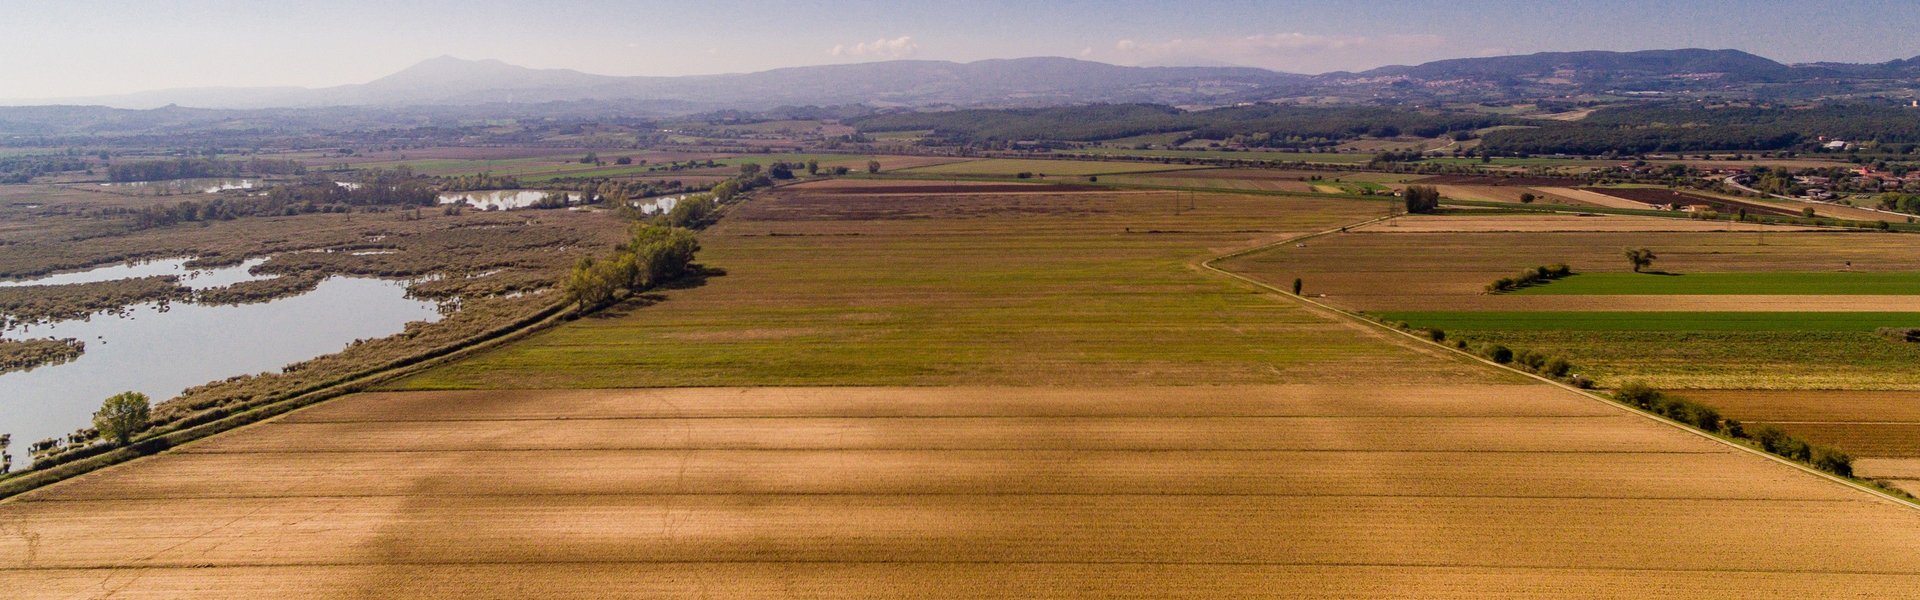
[830,36,919,59]
[1103,32,1449,72]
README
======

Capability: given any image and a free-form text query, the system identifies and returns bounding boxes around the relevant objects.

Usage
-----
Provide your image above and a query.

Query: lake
[632,194,684,215]
[99,178,259,195]
[0,259,442,470]
[438,190,582,210]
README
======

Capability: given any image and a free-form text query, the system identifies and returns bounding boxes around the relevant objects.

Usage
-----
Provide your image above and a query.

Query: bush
[1482,344,1513,364]
[1425,328,1446,342]
[1540,357,1572,378]
[1813,447,1854,477]
[1615,381,1661,409]
[1753,425,1811,461]
[1877,327,1920,343]
[1485,264,1575,293]
[1516,350,1546,371]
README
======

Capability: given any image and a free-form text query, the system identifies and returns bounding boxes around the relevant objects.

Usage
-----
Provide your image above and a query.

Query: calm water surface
[438,190,581,210]
[0,260,441,469]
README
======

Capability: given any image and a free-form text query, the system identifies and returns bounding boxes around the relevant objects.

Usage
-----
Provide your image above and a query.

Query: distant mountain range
[8,49,1920,113]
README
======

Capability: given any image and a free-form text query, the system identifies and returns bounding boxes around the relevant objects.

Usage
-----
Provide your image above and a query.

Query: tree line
[1481,102,1920,155]
[104,170,436,229]
[106,157,305,182]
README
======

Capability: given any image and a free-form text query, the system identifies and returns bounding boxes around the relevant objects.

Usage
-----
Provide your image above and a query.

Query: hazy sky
[6,0,1920,98]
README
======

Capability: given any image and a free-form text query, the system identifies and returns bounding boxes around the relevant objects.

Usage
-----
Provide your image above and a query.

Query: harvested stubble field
[898,158,1204,177]
[11,384,1920,598]
[1583,187,1800,217]
[788,179,1108,195]
[1429,185,1595,207]
[1351,213,1814,233]
[10,186,1920,597]
[1534,187,1672,210]
[1099,169,1333,193]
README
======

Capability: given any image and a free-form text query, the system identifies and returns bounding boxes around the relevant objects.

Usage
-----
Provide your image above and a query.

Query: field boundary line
[1198,216,1920,512]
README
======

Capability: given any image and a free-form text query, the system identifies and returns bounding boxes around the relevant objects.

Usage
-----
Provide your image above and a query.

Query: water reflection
[0,262,442,469]
[438,190,581,210]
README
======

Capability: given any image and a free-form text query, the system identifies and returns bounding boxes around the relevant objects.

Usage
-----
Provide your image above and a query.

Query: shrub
[1813,447,1854,477]
[1753,425,1812,461]
[1482,344,1513,364]
[1425,328,1446,342]
[1877,327,1920,343]
[1614,382,1661,409]
[1540,357,1572,378]
[1516,350,1546,371]
[1485,264,1574,293]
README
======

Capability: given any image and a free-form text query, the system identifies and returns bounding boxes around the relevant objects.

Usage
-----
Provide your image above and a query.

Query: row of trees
[1614,383,1853,477]
[1874,192,1920,215]
[1485,264,1574,293]
[106,157,304,182]
[108,170,437,228]
[562,225,701,309]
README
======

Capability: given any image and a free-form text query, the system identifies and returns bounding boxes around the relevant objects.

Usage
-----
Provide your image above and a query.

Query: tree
[94,391,150,445]
[1518,192,1536,204]
[805,159,820,176]
[1292,278,1303,295]
[1624,248,1657,273]
[1402,185,1441,214]
[866,160,882,174]
[738,162,762,177]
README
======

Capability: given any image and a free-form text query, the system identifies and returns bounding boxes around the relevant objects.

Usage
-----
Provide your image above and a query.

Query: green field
[1517,272,1920,295]
[1379,311,1920,332]
[1379,310,1920,389]
[395,188,1500,389]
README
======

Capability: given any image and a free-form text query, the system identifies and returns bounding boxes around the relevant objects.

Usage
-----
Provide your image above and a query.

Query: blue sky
[5,0,1919,97]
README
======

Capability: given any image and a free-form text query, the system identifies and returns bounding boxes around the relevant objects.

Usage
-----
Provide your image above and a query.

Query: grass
[1517,271,1920,295]
[1376,310,1920,389]
[395,188,1501,389]
[1377,311,1920,332]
